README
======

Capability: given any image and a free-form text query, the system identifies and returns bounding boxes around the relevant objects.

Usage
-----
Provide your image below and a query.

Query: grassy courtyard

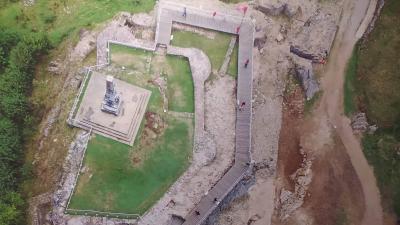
[69,117,192,214]
[68,44,195,215]
[109,44,194,113]
[171,30,238,77]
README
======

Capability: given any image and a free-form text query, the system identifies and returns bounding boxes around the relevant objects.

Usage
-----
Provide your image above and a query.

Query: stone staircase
[75,92,150,145]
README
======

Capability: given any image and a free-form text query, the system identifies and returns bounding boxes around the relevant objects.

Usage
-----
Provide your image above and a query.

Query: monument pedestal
[101,76,122,116]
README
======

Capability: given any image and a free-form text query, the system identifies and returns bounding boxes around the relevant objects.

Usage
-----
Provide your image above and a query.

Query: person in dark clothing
[183,7,187,17]
[244,59,249,68]
[239,101,246,111]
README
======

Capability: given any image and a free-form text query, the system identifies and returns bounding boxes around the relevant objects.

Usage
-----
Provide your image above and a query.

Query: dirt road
[319,0,383,224]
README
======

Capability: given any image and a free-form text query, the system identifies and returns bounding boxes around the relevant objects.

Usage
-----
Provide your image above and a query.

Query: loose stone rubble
[351,112,377,134]
[277,148,313,220]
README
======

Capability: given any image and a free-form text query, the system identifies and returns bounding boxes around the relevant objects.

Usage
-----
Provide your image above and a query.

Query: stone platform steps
[76,92,150,146]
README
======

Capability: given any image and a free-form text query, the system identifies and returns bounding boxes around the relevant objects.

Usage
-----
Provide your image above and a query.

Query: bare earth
[219,0,383,225]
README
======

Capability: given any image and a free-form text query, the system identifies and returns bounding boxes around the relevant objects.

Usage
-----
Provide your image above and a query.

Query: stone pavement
[96,19,155,65]
[155,2,255,225]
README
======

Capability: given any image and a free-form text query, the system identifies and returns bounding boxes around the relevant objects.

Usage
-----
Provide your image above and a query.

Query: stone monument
[101,75,121,115]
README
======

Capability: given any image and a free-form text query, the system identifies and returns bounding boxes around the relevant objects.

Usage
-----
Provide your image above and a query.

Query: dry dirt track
[319,0,383,224]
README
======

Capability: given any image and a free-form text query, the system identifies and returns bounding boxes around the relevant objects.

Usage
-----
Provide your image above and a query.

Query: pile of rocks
[23,0,35,6]
[351,112,377,134]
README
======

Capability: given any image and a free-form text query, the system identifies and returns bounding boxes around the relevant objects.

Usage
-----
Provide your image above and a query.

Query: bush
[0,192,24,225]
[0,28,19,71]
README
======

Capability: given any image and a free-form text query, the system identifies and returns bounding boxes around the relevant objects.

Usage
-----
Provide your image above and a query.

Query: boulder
[293,63,319,100]
[255,2,300,18]
[254,36,267,50]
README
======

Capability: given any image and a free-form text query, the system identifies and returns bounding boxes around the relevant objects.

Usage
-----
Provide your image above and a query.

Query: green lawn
[109,44,194,113]
[355,0,400,126]
[171,30,232,72]
[0,0,155,45]
[69,117,193,214]
[343,48,358,116]
[166,56,194,112]
[227,43,238,78]
[109,45,163,113]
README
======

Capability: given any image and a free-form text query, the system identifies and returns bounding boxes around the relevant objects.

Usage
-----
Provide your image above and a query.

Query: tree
[0,28,19,72]
[0,92,28,123]
[0,116,21,162]
[0,192,24,225]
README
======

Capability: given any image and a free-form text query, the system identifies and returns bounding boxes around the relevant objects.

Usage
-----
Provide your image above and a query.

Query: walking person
[236,26,240,34]
[239,101,246,111]
[244,59,249,68]
[182,7,187,18]
[213,11,217,18]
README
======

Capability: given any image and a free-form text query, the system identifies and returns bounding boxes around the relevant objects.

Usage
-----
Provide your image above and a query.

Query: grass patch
[343,48,358,116]
[362,131,400,216]
[166,55,194,112]
[352,0,400,218]
[73,71,92,118]
[227,42,238,78]
[171,30,232,72]
[334,208,349,225]
[0,0,155,45]
[355,0,400,126]
[110,44,194,113]
[69,116,193,214]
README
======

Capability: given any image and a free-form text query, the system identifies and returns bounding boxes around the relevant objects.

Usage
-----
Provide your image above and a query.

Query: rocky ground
[216,0,348,224]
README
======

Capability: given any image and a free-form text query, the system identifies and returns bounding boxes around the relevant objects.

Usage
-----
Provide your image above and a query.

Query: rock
[351,112,369,132]
[48,61,62,75]
[368,124,378,134]
[279,189,293,204]
[292,9,338,58]
[23,0,35,6]
[293,63,320,100]
[255,2,300,18]
[248,214,261,224]
[351,112,377,134]
[254,36,267,50]
[290,45,321,63]
[253,160,270,171]
[276,33,284,42]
